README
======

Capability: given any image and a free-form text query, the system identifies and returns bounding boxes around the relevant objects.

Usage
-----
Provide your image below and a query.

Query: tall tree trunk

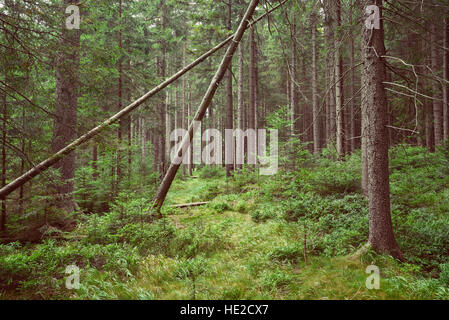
[19,105,25,214]
[361,0,402,259]
[444,17,449,141]
[182,42,188,176]
[237,41,244,171]
[226,0,234,177]
[127,57,132,182]
[290,14,298,137]
[50,0,81,212]
[324,3,336,144]
[311,12,320,154]
[158,0,167,176]
[349,0,358,151]
[116,0,123,189]
[334,0,345,157]
[424,29,435,152]
[249,26,257,157]
[431,23,443,147]
[188,81,193,176]
[324,26,330,145]
[1,78,6,231]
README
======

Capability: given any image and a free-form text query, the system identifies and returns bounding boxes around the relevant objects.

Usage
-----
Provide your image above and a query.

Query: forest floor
[1,145,449,299]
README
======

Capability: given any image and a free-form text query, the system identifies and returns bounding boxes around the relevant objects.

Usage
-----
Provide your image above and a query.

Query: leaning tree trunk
[0,0,285,200]
[50,0,81,212]
[361,0,402,259]
[153,0,261,215]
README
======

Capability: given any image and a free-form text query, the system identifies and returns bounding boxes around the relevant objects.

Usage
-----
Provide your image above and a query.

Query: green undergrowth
[1,144,448,300]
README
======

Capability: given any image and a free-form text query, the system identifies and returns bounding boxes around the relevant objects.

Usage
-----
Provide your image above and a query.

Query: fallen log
[172,202,209,209]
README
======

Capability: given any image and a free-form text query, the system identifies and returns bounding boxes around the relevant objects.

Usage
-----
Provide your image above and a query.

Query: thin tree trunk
[334,0,345,157]
[324,3,336,144]
[349,0,357,151]
[290,14,298,137]
[116,0,123,188]
[237,41,244,171]
[431,23,443,147]
[158,0,167,176]
[226,0,234,177]
[311,12,320,154]
[1,79,6,231]
[182,42,188,176]
[19,105,25,214]
[444,17,449,141]
[249,27,256,133]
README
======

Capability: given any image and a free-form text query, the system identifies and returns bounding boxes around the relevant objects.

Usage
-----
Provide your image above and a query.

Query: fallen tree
[153,0,261,216]
[0,0,287,199]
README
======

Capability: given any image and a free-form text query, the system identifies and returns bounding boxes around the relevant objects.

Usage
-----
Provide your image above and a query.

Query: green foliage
[0,240,139,298]
[261,269,295,290]
[234,200,248,213]
[171,222,229,258]
[250,204,279,223]
[208,200,231,213]
[309,158,361,196]
[197,166,225,179]
[440,263,449,286]
[269,244,302,263]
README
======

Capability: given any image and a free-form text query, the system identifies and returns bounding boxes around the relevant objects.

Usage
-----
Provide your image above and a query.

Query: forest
[0,0,448,301]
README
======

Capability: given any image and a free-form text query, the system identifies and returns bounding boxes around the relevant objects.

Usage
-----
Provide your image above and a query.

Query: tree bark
[311,12,320,154]
[249,27,256,134]
[50,0,81,212]
[158,0,167,176]
[1,78,6,231]
[444,17,449,141]
[349,0,358,151]
[334,0,345,157]
[361,0,402,259]
[116,0,123,189]
[431,23,443,147]
[226,0,234,177]
[237,40,244,171]
[290,14,298,137]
